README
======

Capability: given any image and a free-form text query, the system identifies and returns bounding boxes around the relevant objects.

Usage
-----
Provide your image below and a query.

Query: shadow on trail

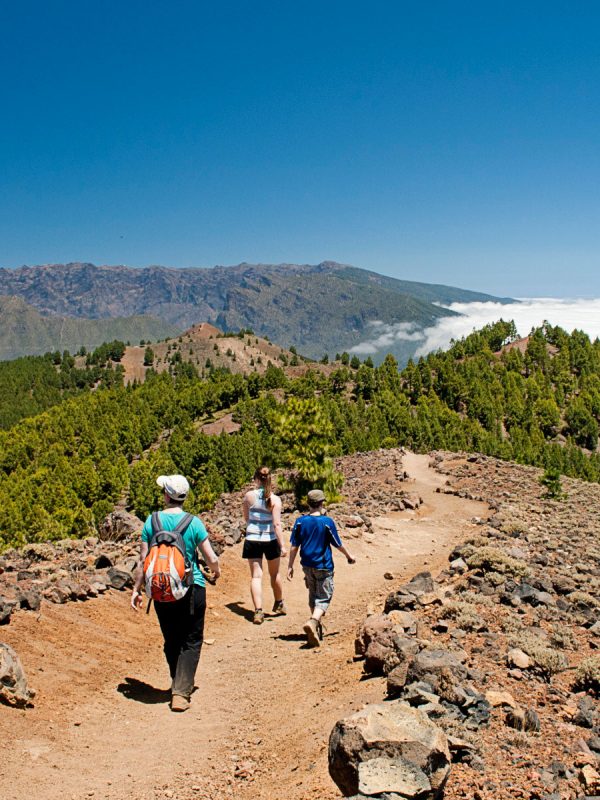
[225,601,255,622]
[272,632,312,650]
[117,677,170,704]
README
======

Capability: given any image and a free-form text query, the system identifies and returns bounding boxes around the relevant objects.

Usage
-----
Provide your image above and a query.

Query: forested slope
[1,319,599,550]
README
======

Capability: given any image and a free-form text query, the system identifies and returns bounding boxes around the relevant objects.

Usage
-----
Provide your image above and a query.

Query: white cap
[156,474,190,501]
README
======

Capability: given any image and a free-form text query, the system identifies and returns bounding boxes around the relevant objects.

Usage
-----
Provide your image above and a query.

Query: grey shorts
[303,567,334,611]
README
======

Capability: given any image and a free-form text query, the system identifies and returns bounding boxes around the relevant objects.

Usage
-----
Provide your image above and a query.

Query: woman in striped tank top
[242,466,287,624]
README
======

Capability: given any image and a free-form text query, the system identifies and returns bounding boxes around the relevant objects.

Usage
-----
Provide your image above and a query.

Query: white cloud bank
[349,298,600,359]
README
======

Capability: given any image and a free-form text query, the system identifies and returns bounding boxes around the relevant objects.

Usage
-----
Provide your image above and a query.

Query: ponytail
[254,466,273,510]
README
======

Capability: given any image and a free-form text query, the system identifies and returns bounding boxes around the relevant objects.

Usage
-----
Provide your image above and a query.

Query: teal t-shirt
[142,510,208,587]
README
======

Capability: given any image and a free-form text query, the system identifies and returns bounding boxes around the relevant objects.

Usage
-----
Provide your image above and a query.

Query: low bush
[466,546,529,578]
[508,631,568,680]
[574,656,600,694]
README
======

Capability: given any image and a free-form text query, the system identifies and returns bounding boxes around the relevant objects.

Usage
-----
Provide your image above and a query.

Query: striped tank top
[246,489,276,542]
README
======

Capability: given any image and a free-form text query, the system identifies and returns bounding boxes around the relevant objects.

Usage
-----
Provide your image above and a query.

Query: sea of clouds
[349,298,600,359]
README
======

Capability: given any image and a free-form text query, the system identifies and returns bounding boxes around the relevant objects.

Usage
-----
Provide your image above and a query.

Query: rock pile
[333,449,600,799]
[425,451,600,799]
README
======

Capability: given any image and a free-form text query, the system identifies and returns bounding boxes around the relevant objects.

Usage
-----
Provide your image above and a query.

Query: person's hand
[280,546,288,558]
[287,567,294,581]
[131,589,143,611]
[347,556,356,565]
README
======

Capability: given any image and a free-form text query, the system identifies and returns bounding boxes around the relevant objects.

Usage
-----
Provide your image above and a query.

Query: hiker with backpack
[287,489,356,647]
[131,474,220,712]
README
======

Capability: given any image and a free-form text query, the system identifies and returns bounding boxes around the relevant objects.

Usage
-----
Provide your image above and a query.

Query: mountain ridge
[0,261,513,361]
[0,295,176,361]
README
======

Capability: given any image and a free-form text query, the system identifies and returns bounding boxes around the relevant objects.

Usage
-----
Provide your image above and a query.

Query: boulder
[17,588,42,611]
[401,493,422,510]
[485,690,519,709]
[387,662,411,698]
[356,614,420,675]
[99,509,141,541]
[0,597,16,625]
[405,649,467,691]
[356,614,396,656]
[43,583,70,604]
[107,567,133,590]
[385,573,435,613]
[0,643,35,707]
[506,648,531,669]
[387,610,417,635]
[449,558,468,574]
[329,701,451,798]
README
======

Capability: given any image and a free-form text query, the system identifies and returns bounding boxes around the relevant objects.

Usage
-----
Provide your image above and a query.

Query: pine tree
[272,397,343,504]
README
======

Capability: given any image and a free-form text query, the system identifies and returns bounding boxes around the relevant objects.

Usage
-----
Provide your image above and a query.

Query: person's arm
[131,540,149,610]
[335,542,356,564]
[242,492,251,523]
[199,536,221,579]
[287,545,299,580]
[271,496,287,557]
[328,519,356,564]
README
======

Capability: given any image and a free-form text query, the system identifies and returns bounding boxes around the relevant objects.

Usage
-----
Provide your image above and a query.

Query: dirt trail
[0,454,488,800]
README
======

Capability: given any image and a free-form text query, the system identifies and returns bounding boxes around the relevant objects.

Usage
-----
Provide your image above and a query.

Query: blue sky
[1,1,600,296]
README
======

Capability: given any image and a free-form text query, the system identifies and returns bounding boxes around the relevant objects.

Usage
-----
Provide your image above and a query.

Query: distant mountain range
[0,295,176,361]
[0,261,512,361]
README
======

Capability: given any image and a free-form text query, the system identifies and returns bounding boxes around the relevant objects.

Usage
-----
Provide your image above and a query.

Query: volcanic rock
[328,701,451,798]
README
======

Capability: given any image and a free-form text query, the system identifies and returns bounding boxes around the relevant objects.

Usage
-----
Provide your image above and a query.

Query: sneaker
[253,609,265,625]
[272,600,287,616]
[303,618,320,648]
[171,694,190,712]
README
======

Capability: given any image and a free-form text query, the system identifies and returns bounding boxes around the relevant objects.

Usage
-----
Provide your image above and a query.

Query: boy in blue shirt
[287,489,356,647]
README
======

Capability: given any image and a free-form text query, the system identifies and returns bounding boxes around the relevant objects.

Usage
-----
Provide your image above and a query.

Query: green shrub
[438,601,486,632]
[567,591,600,609]
[466,546,529,578]
[574,656,600,694]
[508,631,568,679]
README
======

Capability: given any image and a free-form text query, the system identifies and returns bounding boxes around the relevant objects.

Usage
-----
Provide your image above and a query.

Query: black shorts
[242,538,281,561]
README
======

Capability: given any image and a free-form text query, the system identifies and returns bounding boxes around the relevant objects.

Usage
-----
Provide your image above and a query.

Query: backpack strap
[172,512,194,537]
[151,511,162,535]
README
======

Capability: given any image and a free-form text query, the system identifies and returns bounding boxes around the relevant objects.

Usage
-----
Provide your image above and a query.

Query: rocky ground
[344,451,600,800]
[2,448,599,800]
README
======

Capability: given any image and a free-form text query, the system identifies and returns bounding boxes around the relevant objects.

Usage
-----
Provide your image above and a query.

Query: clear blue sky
[2,1,600,296]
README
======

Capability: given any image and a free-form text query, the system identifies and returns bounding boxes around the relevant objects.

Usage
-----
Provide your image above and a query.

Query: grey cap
[307,489,325,505]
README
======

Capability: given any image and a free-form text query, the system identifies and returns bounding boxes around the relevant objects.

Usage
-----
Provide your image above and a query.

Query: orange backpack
[143,512,194,603]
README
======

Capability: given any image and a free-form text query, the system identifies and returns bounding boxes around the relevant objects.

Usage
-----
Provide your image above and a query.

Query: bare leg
[248,559,263,610]
[311,607,325,621]
[267,557,283,603]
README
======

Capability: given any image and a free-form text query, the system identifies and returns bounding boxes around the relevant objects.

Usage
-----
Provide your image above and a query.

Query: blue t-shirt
[290,513,342,571]
[142,510,208,587]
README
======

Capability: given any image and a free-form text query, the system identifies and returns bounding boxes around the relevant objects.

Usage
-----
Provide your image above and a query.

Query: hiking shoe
[171,695,190,712]
[316,620,325,641]
[253,609,265,625]
[303,618,320,648]
[272,600,287,616]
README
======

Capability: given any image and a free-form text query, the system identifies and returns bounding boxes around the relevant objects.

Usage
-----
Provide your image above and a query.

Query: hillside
[118,322,305,384]
[1,318,600,552]
[0,295,176,361]
[0,261,511,361]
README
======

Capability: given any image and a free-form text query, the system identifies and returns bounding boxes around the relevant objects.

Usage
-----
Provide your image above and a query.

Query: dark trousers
[154,584,206,699]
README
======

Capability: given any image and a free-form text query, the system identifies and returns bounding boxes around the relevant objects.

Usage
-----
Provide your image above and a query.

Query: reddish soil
[0,454,488,800]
